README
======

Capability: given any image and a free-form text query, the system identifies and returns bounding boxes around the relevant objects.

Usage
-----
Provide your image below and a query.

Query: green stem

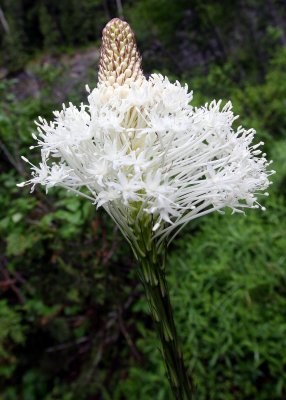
[136,240,194,399]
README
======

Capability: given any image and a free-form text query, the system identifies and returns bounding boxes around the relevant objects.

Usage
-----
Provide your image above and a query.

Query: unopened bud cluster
[98,18,144,87]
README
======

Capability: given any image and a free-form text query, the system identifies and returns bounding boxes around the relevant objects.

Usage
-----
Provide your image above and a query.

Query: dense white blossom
[18,74,273,244]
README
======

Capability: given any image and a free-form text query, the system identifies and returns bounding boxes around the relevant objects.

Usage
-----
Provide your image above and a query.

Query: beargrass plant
[18,19,274,399]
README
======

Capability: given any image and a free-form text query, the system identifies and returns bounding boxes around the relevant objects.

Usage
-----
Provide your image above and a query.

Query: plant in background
[18,18,273,400]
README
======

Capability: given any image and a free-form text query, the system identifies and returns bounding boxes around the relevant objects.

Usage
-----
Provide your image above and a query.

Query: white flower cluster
[19,74,273,243]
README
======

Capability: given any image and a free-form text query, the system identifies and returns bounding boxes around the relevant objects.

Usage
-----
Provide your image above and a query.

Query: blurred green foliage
[0,1,286,399]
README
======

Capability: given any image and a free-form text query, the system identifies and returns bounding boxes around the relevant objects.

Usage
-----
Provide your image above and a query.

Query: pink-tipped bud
[98,18,144,86]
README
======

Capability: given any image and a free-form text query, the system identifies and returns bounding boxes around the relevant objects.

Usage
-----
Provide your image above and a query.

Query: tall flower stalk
[134,216,193,398]
[19,18,273,399]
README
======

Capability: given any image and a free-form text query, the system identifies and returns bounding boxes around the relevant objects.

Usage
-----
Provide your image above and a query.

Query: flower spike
[18,18,274,400]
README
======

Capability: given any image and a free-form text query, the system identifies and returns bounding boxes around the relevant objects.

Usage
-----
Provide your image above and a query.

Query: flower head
[19,19,274,247]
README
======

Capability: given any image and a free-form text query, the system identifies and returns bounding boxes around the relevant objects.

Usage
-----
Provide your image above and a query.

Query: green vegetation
[0,1,286,399]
